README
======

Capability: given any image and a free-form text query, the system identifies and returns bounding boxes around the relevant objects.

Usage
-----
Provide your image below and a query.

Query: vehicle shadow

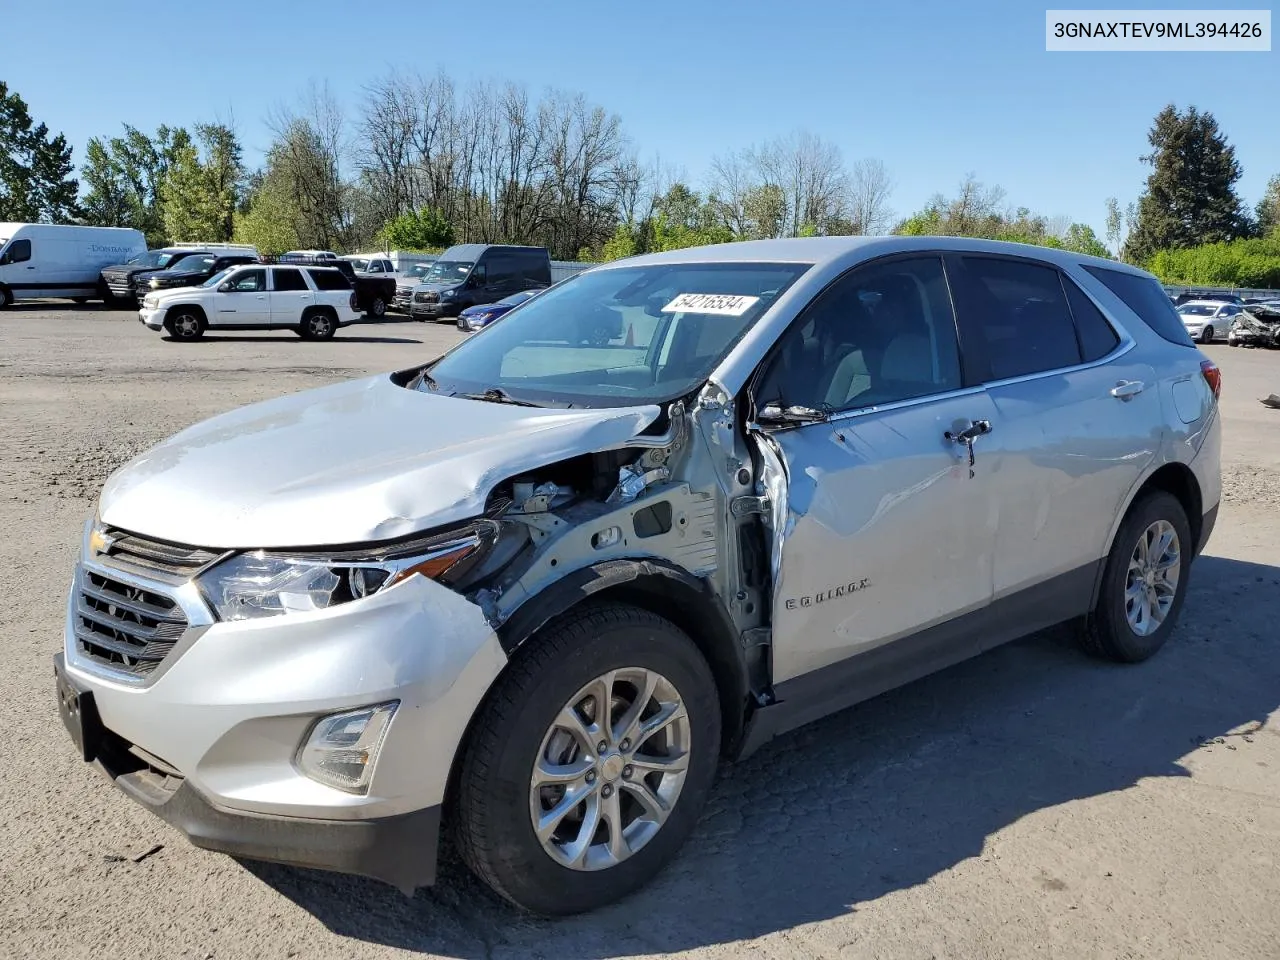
[163,335,425,345]
[242,554,1280,958]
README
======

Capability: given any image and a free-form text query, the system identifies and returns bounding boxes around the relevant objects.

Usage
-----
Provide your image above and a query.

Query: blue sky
[5,0,1275,243]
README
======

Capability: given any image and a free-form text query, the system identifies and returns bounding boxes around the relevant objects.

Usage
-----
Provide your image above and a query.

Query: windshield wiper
[755,402,831,425]
[458,387,540,407]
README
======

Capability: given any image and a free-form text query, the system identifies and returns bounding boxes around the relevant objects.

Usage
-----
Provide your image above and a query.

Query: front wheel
[368,296,387,319]
[164,310,206,342]
[454,603,721,915]
[1200,325,1215,344]
[1076,491,1192,663]
[0,286,11,308]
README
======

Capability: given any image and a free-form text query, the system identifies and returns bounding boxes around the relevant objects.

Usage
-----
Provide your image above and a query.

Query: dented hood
[98,374,660,549]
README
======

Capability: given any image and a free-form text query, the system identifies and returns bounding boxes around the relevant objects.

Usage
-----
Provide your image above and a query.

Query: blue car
[456,289,541,332]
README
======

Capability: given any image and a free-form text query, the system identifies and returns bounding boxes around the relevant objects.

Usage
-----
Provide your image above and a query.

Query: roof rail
[170,241,258,252]
[258,254,345,268]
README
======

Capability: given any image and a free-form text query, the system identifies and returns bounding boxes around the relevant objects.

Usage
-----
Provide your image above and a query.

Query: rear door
[752,253,1000,683]
[269,267,314,325]
[946,253,1159,636]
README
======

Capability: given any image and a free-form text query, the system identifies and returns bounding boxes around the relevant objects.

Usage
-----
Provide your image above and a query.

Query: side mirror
[218,282,234,293]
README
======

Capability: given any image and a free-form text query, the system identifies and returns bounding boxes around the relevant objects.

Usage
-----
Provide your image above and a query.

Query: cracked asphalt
[3,305,1280,959]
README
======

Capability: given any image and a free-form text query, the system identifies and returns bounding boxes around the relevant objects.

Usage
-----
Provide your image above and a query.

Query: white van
[0,224,147,307]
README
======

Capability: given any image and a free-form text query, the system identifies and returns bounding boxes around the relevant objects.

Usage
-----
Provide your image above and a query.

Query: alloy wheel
[1124,519,1181,636]
[309,315,332,337]
[529,667,691,871]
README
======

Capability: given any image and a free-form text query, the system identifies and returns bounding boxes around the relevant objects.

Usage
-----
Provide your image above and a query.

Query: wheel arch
[165,302,208,322]
[1091,460,1204,608]
[495,558,752,758]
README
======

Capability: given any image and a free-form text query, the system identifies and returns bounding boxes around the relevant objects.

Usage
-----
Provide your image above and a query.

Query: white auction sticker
[661,293,760,316]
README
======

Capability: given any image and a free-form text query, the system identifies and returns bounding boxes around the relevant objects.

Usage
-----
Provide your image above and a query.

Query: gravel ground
[3,305,1280,960]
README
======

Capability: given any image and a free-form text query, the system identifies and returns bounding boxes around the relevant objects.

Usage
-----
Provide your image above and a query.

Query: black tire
[454,602,721,915]
[298,308,338,340]
[0,285,11,308]
[71,297,89,305]
[368,296,387,319]
[164,308,206,342]
[1077,490,1193,663]
[1200,325,1215,344]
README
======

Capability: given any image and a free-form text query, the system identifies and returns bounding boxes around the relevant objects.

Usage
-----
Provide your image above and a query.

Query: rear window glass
[1062,277,1120,362]
[1085,266,1195,347]
[306,269,351,291]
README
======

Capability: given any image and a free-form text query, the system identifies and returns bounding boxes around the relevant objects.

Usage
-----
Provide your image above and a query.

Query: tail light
[1200,359,1221,400]
[350,293,358,311]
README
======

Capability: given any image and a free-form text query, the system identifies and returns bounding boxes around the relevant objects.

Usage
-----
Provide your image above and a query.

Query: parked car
[409,243,551,320]
[100,243,257,305]
[274,254,397,319]
[282,249,338,260]
[456,289,541,331]
[1228,303,1280,348]
[1176,299,1241,343]
[54,237,1220,916]
[1171,290,1243,306]
[132,253,260,304]
[137,262,360,341]
[0,224,145,307]
[392,261,437,312]
[342,254,398,274]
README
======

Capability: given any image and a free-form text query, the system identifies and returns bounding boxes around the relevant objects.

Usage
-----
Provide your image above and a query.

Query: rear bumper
[115,765,441,893]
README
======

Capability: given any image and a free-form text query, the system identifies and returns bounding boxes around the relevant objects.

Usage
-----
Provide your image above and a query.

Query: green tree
[81,125,189,245]
[1061,223,1110,258]
[1125,105,1248,264]
[1255,174,1280,237]
[378,207,454,250]
[233,175,299,256]
[1105,197,1123,257]
[160,123,243,242]
[600,223,637,261]
[0,81,79,222]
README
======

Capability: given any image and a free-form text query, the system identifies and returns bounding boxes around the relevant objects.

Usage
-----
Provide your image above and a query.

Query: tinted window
[2,238,31,264]
[486,254,516,287]
[228,269,266,292]
[1062,276,1120,362]
[174,255,216,272]
[757,256,962,412]
[520,251,552,285]
[272,268,308,291]
[306,269,351,291]
[1085,266,1196,347]
[953,257,1081,380]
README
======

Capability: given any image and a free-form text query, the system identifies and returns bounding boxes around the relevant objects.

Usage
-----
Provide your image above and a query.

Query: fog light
[297,701,398,794]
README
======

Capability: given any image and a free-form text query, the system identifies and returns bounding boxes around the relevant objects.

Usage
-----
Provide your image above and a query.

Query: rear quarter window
[1084,266,1196,347]
[306,269,352,291]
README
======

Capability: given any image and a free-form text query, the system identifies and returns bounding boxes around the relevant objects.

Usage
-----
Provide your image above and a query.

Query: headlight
[196,521,496,622]
[143,296,157,308]
[149,278,161,288]
[440,289,456,299]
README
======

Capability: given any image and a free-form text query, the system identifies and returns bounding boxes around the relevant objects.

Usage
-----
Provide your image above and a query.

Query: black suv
[99,248,228,305]
[133,253,259,304]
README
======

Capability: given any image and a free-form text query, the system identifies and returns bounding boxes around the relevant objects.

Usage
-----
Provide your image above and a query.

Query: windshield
[1178,304,1214,316]
[423,261,810,408]
[497,291,536,307]
[348,258,371,272]
[200,268,231,288]
[125,250,174,269]
[425,260,473,283]
[402,262,432,279]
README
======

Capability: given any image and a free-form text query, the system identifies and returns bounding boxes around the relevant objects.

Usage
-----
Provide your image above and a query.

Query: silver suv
[54,237,1221,915]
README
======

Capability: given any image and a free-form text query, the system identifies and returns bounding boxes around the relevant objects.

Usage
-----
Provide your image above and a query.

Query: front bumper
[57,537,507,886]
[409,301,457,319]
[138,305,166,329]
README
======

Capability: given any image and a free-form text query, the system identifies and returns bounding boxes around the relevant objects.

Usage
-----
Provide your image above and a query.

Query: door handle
[944,419,991,444]
[1110,380,1145,401]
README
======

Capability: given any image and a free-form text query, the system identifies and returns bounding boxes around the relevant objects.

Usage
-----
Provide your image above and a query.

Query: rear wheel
[299,309,337,340]
[454,602,721,915]
[368,296,387,318]
[164,309,205,342]
[1076,491,1192,663]
[1200,325,1215,344]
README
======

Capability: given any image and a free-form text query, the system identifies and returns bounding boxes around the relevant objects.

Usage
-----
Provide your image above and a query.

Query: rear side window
[1062,277,1120,362]
[521,252,552,285]
[952,257,1081,380]
[306,269,351,291]
[1084,266,1196,347]
[272,268,309,291]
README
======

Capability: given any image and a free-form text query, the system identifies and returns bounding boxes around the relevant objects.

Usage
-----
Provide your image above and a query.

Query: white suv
[138,263,361,341]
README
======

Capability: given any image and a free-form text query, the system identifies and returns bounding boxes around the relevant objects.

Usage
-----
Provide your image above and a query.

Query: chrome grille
[99,527,222,582]
[103,272,135,297]
[74,570,188,677]
[414,290,439,304]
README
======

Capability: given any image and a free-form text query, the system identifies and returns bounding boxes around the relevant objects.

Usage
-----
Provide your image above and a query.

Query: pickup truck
[131,252,259,305]
[138,262,361,341]
[280,253,397,318]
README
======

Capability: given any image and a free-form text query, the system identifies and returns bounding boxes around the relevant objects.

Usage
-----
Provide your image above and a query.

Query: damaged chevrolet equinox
[55,237,1221,915]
